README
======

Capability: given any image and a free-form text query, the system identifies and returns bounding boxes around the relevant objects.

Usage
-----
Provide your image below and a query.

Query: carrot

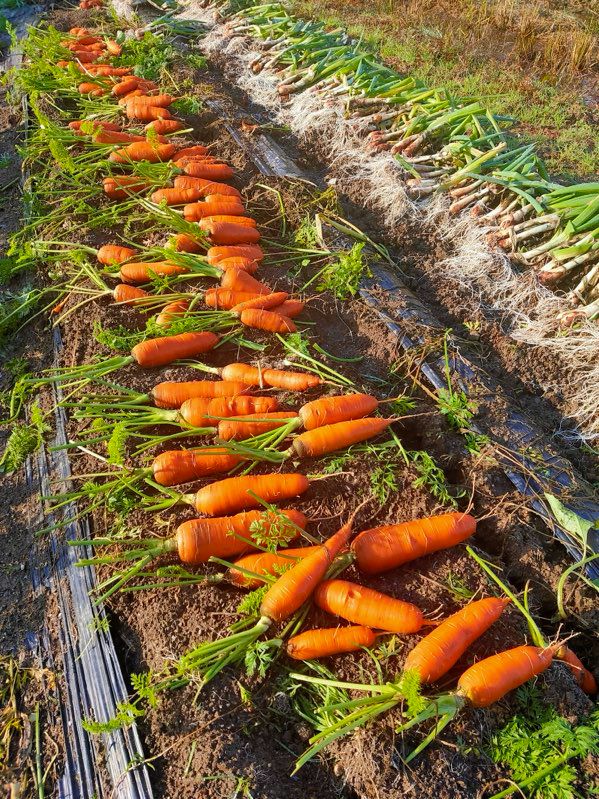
[78,82,105,96]
[218,411,298,441]
[173,176,242,199]
[214,257,258,274]
[192,472,310,516]
[112,78,143,96]
[352,512,477,574]
[118,90,145,105]
[220,268,269,294]
[403,597,510,683]
[131,331,219,368]
[96,244,137,265]
[178,395,279,428]
[125,102,171,122]
[174,145,210,160]
[156,300,190,327]
[259,515,356,623]
[151,380,252,409]
[183,162,235,180]
[203,221,261,245]
[109,141,177,164]
[103,175,150,199]
[207,245,264,264]
[314,579,425,633]
[287,626,376,660]
[299,393,378,430]
[183,200,246,221]
[200,215,257,229]
[557,647,598,695]
[204,289,260,310]
[126,94,175,108]
[174,509,306,564]
[240,309,297,334]
[72,50,99,63]
[231,292,287,314]
[292,418,392,458]
[228,546,321,588]
[151,187,204,206]
[220,363,322,391]
[456,644,559,707]
[173,233,204,253]
[105,39,121,56]
[152,447,244,486]
[146,119,185,134]
[273,299,305,319]
[69,120,121,133]
[119,261,188,283]
[93,130,147,144]
[87,66,132,77]
[113,284,149,304]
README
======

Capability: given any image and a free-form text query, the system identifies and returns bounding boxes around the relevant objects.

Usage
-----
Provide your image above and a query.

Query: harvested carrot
[151,187,203,206]
[125,102,172,122]
[177,395,279,428]
[146,119,185,134]
[215,257,258,274]
[105,39,121,56]
[112,78,139,96]
[220,363,322,391]
[112,284,149,304]
[126,93,175,108]
[131,331,219,368]
[151,380,252,409]
[315,579,425,633]
[200,215,257,229]
[228,546,321,589]
[69,119,121,133]
[184,200,246,221]
[273,299,305,318]
[93,130,146,144]
[174,509,306,564]
[173,176,243,199]
[118,90,145,105]
[299,393,378,430]
[352,512,477,574]
[109,141,177,164]
[207,245,264,264]
[173,233,204,253]
[457,644,559,707]
[152,447,244,486]
[96,244,137,265]
[203,221,261,245]
[204,289,260,310]
[287,626,376,660]
[156,300,189,327]
[557,647,598,695]
[218,411,298,441]
[292,418,392,458]
[78,82,105,96]
[192,473,310,516]
[174,145,210,160]
[88,66,132,77]
[72,50,99,63]
[103,175,150,200]
[231,292,286,314]
[240,309,297,334]
[403,597,510,683]
[119,261,188,283]
[183,162,234,180]
[220,268,269,294]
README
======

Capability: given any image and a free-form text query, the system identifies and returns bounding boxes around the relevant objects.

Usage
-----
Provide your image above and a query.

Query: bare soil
[3,5,597,799]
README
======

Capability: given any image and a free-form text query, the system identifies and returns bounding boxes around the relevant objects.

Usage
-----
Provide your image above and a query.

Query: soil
[3,4,598,799]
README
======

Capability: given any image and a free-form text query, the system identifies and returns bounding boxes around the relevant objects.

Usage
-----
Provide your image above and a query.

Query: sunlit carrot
[220,268,269,293]
[216,257,259,274]
[93,130,147,144]
[109,141,177,164]
[352,512,477,574]
[119,261,188,283]
[174,145,210,160]
[105,39,121,56]
[173,233,204,253]
[240,309,297,334]
[69,119,121,133]
[151,380,253,408]
[112,284,149,304]
[131,331,219,368]
[124,102,172,122]
[146,119,185,134]
[202,221,261,245]
[220,363,322,391]
[557,647,598,695]
[191,472,310,516]
[183,162,234,180]
[78,81,105,96]
[96,244,137,265]
[218,411,298,441]
[156,300,190,327]
[103,175,150,199]
[299,393,378,430]
[152,447,243,485]
[173,176,243,199]
[403,597,510,683]
[314,579,425,633]
[228,546,321,588]
[125,93,175,108]
[177,395,279,427]
[287,626,377,660]
[200,215,257,229]
[184,200,246,221]
[273,299,305,318]
[291,418,392,458]
[151,187,204,205]
[207,245,264,264]
[204,288,260,310]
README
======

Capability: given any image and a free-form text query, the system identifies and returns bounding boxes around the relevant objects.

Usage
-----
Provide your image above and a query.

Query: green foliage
[316,242,371,300]
[107,422,129,466]
[171,96,202,116]
[115,32,176,81]
[0,402,49,473]
[248,507,299,551]
[236,585,268,618]
[388,394,416,415]
[488,685,599,799]
[244,638,279,678]
[93,322,143,353]
[369,458,399,506]
[410,449,461,508]
[445,570,475,601]
[186,52,207,70]
[293,215,319,249]
[396,670,427,719]
[436,386,477,432]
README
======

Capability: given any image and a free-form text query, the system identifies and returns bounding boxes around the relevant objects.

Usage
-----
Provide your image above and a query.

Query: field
[0,1,597,798]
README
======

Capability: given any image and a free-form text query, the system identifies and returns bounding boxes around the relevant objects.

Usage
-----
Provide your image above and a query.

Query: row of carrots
[46,19,596,763]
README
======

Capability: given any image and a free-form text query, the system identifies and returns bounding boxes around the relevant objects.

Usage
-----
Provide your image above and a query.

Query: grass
[290,0,599,180]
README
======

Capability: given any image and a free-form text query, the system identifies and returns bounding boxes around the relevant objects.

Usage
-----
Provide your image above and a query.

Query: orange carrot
[215,257,258,274]
[156,300,189,327]
[203,221,261,245]
[69,119,121,133]
[192,472,310,516]
[103,175,150,199]
[183,200,246,221]
[178,395,279,428]
[173,233,204,253]
[228,546,321,589]
[118,90,145,105]
[119,261,188,283]
[557,647,598,695]
[146,119,185,134]
[299,393,378,430]
[220,363,322,391]
[403,597,510,683]
[352,512,477,574]
[218,411,298,441]
[314,579,425,633]
[152,447,244,486]
[292,418,392,458]
[109,141,177,164]
[240,309,297,334]
[457,644,559,707]
[112,284,149,304]
[78,81,105,96]
[273,299,305,319]
[131,331,219,368]
[151,380,252,408]
[105,39,122,56]
[112,78,140,96]
[151,187,204,206]
[231,292,287,314]
[183,162,234,180]
[125,102,172,122]
[259,515,356,623]
[204,289,260,310]
[126,93,175,108]
[220,268,269,294]
[93,130,147,144]
[172,177,242,199]
[200,215,257,228]
[207,245,264,264]
[287,626,376,660]
[87,66,133,77]
[96,244,136,264]
[173,145,210,160]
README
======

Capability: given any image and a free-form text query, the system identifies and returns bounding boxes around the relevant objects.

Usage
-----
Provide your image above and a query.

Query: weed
[388,394,417,415]
[445,571,475,601]
[0,402,49,473]
[115,32,176,81]
[171,96,202,116]
[293,214,319,249]
[369,458,400,506]
[410,449,462,508]
[0,153,11,169]
[315,242,372,300]
[186,52,207,70]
